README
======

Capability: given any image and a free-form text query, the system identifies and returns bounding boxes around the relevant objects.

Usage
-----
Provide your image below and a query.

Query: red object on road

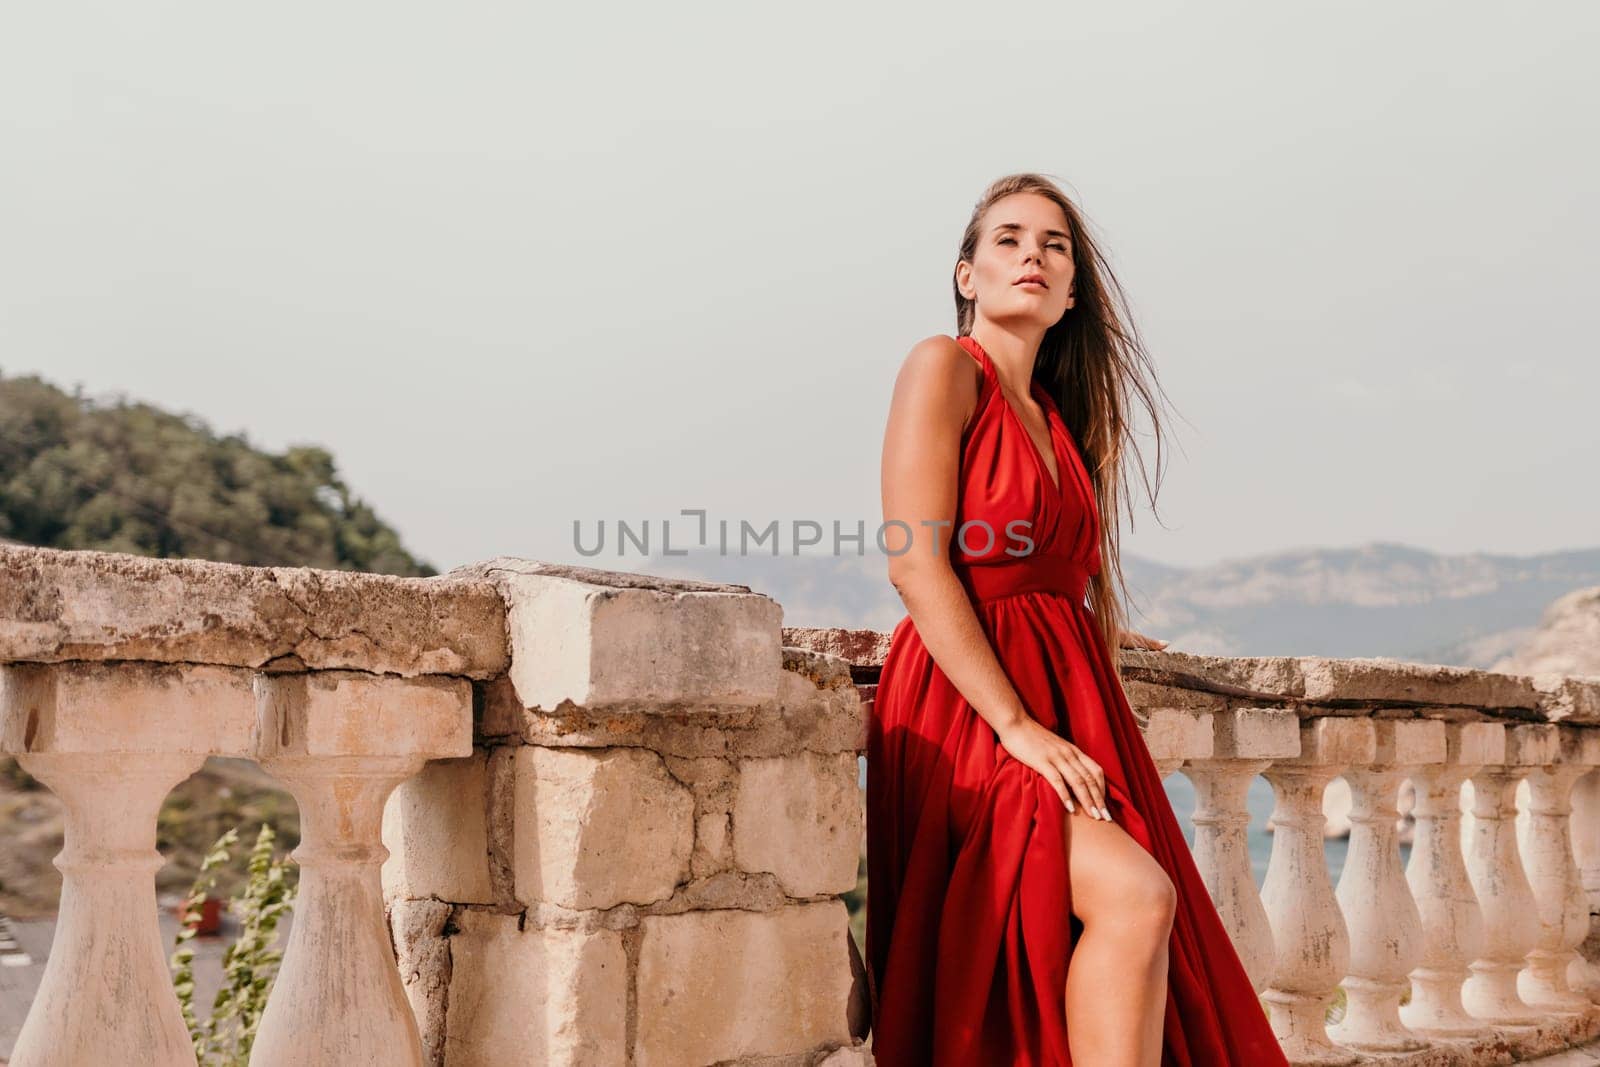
[176,896,224,936]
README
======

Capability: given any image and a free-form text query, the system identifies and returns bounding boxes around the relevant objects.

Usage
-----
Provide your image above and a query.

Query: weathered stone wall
[381,558,871,1067]
[0,545,490,1067]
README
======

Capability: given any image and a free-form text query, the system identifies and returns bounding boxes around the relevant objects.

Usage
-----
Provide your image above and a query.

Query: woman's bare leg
[1063,803,1176,1067]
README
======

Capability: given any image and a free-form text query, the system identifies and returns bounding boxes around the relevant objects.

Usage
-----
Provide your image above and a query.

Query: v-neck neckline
[964,335,1063,497]
[1006,383,1063,497]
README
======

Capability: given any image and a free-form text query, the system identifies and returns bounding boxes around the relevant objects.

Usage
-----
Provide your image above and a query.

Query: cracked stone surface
[0,545,508,678]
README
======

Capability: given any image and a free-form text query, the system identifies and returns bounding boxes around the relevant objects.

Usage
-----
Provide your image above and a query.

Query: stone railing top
[784,625,1600,726]
[453,556,784,712]
[448,555,759,595]
[0,544,509,678]
[0,547,780,687]
[15,544,1595,729]
[781,626,893,681]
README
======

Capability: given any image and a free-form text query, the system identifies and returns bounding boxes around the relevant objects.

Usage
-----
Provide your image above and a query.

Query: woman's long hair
[954,172,1175,683]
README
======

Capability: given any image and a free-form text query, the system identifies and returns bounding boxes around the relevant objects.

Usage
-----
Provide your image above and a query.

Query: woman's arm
[880,336,1110,819]
[880,336,1027,737]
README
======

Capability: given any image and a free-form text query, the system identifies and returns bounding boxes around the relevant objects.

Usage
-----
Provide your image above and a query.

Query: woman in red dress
[867,173,1290,1066]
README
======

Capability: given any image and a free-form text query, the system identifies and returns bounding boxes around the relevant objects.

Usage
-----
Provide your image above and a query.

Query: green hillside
[0,369,434,916]
[0,370,433,575]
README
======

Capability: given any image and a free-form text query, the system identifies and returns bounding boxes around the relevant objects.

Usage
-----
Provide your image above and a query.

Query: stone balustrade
[0,546,499,1067]
[7,542,1600,1065]
[789,625,1600,1066]
[0,546,870,1067]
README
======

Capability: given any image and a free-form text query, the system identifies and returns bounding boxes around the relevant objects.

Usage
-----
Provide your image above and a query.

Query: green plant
[170,823,297,1066]
[172,828,238,1044]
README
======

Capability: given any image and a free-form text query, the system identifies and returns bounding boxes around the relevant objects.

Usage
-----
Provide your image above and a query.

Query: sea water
[1161,772,1376,888]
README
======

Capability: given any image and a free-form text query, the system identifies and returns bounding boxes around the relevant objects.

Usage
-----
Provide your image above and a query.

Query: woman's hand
[995,717,1111,819]
[1118,627,1169,650]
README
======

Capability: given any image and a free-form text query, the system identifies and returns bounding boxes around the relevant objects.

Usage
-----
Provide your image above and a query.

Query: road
[0,902,293,1061]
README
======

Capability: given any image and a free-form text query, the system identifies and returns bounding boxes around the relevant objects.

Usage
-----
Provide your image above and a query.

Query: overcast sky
[3,1,1595,576]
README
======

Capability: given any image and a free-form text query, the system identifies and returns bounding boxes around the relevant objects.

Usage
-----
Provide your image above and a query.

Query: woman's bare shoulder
[884,334,984,442]
[893,334,983,402]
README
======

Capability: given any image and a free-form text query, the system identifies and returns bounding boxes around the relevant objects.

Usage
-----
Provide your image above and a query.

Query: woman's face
[957,191,1076,328]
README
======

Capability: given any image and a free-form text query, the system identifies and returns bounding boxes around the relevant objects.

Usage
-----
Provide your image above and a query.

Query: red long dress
[865,334,1289,1066]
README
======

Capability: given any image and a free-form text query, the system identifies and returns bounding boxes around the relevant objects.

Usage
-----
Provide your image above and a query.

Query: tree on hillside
[0,370,434,575]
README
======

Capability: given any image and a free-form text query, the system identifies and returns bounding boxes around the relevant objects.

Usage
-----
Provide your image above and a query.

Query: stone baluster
[1261,717,1376,1066]
[250,671,472,1067]
[1183,706,1299,990]
[1328,718,1444,1053]
[1517,724,1600,1012]
[1569,766,1600,995]
[1141,707,1212,780]
[0,662,255,1067]
[1401,721,1502,1036]
[1463,723,1558,1024]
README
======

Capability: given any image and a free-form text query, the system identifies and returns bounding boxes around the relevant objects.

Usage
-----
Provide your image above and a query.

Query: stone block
[1451,721,1507,767]
[458,558,782,711]
[382,751,495,904]
[0,544,507,678]
[253,671,472,760]
[732,752,861,897]
[1141,708,1214,765]
[1299,655,1541,710]
[1285,717,1377,768]
[444,909,627,1066]
[781,627,893,671]
[1507,723,1562,767]
[1124,649,1307,700]
[634,902,855,1067]
[1566,725,1600,766]
[1371,718,1447,767]
[0,661,255,756]
[1212,707,1300,760]
[1532,674,1600,725]
[513,745,694,909]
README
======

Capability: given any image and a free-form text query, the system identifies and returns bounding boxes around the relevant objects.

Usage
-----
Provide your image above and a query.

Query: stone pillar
[1261,717,1376,1066]
[1141,707,1212,780]
[1401,721,1501,1036]
[1517,724,1600,1012]
[1182,706,1298,990]
[0,662,255,1067]
[1463,723,1558,1024]
[251,671,472,1067]
[1328,718,1444,1052]
[1570,767,1600,993]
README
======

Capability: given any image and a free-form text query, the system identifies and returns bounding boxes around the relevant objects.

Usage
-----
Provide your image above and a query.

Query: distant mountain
[1121,542,1600,664]
[639,541,1600,665]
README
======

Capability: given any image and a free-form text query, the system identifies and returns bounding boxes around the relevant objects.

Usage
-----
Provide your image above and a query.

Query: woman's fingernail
[1101,807,1111,820]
